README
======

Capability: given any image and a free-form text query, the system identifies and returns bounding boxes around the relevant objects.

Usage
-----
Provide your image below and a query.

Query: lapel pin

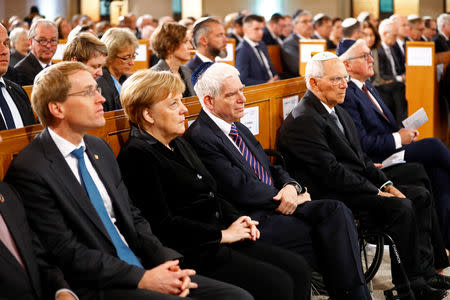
[94,154,99,160]
[0,194,4,203]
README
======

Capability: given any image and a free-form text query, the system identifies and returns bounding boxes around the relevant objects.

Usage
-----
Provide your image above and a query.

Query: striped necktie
[0,82,15,129]
[229,123,273,185]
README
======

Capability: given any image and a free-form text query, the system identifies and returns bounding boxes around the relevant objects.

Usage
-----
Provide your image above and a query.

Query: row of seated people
[1,22,450,298]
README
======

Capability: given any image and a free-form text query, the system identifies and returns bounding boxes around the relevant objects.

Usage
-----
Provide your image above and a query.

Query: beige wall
[128,0,172,19]
[419,0,443,18]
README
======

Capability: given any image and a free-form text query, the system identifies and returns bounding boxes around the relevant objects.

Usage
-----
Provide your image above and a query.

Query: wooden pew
[267,45,283,74]
[0,77,306,180]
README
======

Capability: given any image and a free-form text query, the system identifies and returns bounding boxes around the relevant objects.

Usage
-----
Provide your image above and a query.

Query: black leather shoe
[412,284,448,300]
[427,273,450,290]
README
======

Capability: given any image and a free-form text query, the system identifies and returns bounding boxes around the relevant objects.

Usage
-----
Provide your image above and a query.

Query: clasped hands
[274,184,311,215]
[221,216,260,243]
[138,260,198,298]
[378,185,406,198]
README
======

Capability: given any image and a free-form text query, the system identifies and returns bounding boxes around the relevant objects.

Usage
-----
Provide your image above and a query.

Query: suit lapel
[365,82,398,126]
[4,79,31,125]
[236,123,270,172]
[40,129,113,244]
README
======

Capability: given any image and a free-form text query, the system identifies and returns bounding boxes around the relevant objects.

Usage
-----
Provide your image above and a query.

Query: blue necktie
[229,123,273,185]
[71,147,143,268]
[0,82,16,129]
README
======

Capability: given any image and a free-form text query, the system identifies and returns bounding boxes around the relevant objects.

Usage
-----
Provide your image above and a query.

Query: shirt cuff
[55,289,79,300]
[395,75,403,82]
[393,132,402,149]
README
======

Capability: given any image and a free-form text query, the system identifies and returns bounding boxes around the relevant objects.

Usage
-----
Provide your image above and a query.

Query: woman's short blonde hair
[101,27,139,66]
[151,22,187,60]
[32,61,89,127]
[121,69,185,129]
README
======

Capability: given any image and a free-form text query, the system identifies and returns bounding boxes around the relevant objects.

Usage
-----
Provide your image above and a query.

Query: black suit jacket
[150,59,196,97]
[432,33,450,53]
[0,182,69,300]
[184,109,294,215]
[185,55,205,73]
[14,52,44,86]
[277,90,388,200]
[9,50,26,67]
[376,46,404,80]
[5,129,181,299]
[262,27,279,45]
[117,126,241,267]
[0,78,36,130]
[391,41,406,74]
[96,67,124,112]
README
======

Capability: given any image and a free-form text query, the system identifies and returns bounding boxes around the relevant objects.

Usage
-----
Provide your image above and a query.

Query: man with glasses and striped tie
[5,61,253,300]
[184,62,372,300]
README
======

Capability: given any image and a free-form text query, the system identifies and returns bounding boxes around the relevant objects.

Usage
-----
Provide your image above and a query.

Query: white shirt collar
[244,36,259,47]
[381,41,391,50]
[441,32,449,41]
[350,77,364,89]
[319,101,335,114]
[196,51,214,63]
[314,31,324,39]
[0,77,5,86]
[296,33,307,40]
[203,108,233,136]
[396,38,405,46]
[48,127,85,159]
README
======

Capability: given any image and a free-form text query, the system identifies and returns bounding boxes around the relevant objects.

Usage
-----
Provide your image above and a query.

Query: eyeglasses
[318,75,351,86]
[68,87,102,97]
[33,38,58,46]
[347,52,373,61]
[116,53,137,62]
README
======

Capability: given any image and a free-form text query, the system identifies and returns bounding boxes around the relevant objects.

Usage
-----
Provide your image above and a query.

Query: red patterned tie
[0,213,25,268]
[362,84,390,123]
[229,123,273,186]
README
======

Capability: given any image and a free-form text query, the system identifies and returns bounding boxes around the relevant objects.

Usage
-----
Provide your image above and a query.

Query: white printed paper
[407,47,432,66]
[240,106,259,135]
[52,43,66,60]
[381,150,406,169]
[300,42,325,62]
[282,95,299,119]
[216,43,234,62]
[135,44,148,62]
[402,107,428,129]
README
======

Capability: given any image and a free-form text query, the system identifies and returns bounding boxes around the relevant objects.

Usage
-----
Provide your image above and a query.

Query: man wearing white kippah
[277,51,448,300]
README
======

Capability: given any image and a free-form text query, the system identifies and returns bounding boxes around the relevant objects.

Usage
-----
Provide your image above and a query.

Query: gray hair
[28,19,57,39]
[339,39,367,61]
[378,19,394,35]
[137,14,154,29]
[437,13,450,33]
[9,27,28,48]
[293,11,312,24]
[194,63,240,107]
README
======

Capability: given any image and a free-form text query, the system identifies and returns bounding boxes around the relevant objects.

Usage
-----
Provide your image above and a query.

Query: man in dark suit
[390,14,408,74]
[277,52,449,300]
[0,24,35,131]
[0,181,77,300]
[235,15,278,86]
[339,38,450,249]
[5,61,251,300]
[261,13,286,46]
[185,17,228,73]
[14,19,58,86]
[311,13,332,42]
[433,14,450,53]
[407,16,426,41]
[185,62,372,300]
[226,14,245,48]
[281,11,313,78]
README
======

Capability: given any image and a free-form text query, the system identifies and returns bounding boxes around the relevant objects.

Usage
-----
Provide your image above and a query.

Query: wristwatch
[284,181,303,195]
[380,181,393,192]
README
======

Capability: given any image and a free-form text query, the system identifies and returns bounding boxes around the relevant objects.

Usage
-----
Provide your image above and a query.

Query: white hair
[9,27,28,48]
[378,19,394,35]
[437,13,450,33]
[194,63,240,107]
[339,39,367,61]
[137,14,154,29]
[305,52,338,90]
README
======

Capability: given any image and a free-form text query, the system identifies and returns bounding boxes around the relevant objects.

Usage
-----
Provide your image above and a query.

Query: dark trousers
[403,138,450,248]
[252,200,369,299]
[344,185,435,287]
[199,240,311,300]
[100,275,253,300]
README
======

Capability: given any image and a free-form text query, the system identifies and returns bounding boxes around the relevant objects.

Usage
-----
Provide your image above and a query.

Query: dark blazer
[262,27,279,45]
[5,129,181,299]
[150,59,196,97]
[0,182,70,300]
[185,54,204,73]
[277,90,388,200]
[340,81,400,162]
[9,49,26,67]
[281,33,300,78]
[117,127,241,267]
[14,52,43,86]
[0,78,36,130]
[432,33,450,53]
[96,67,124,112]
[184,109,294,214]
[391,41,406,75]
[235,39,277,86]
[376,45,404,81]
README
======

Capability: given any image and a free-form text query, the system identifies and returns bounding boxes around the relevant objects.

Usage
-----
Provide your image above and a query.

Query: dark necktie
[71,147,143,268]
[255,44,273,78]
[362,84,390,123]
[0,212,25,268]
[229,123,273,185]
[329,111,345,135]
[0,82,16,129]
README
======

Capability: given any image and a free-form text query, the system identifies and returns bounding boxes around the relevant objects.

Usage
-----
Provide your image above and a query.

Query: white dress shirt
[196,51,214,62]
[243,36,273,78]
[381,41,403,82]
[204,108,242,152]
[0,77,24,129]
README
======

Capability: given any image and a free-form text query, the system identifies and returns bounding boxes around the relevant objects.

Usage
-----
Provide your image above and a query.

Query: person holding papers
[337,39,450,249]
